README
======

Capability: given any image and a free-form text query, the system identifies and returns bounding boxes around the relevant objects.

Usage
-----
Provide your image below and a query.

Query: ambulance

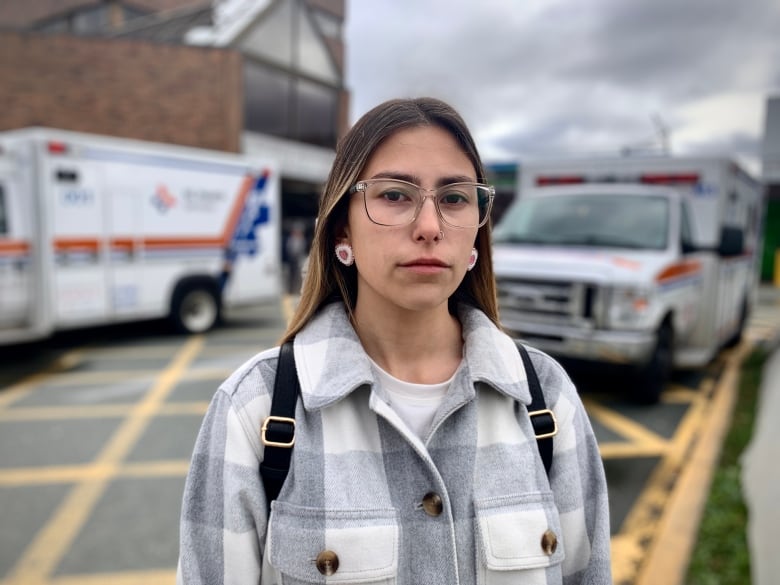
[0,127,281,345]
[492,156,763,403]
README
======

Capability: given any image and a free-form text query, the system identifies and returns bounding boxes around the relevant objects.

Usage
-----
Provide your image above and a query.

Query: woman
[177,97,612,584]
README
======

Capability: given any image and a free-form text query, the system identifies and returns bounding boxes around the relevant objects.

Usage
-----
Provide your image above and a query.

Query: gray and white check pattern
[178,302,612,584]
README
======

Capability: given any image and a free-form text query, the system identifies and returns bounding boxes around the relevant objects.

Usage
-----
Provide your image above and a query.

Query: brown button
[541,529,558,555]
[422,492,443,516]
[315,550,339,576]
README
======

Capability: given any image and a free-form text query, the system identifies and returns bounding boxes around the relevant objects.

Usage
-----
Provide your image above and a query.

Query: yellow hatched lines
[586,400,670,459]
[0,304,291,585]
[595,348,745,585]
[1,337,205,585]
[636,342,752,585]
[586,382,710,460]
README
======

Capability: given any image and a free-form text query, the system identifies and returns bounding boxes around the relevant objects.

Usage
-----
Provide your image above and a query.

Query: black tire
[634,322,673,405]
[723,300,748,349]
[170,285,220,334]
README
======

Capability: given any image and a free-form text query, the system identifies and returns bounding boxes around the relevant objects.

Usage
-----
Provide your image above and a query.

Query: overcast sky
[344,0,780,176]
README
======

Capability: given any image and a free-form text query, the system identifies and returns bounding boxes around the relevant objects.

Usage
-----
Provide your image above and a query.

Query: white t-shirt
[368,357,455,439]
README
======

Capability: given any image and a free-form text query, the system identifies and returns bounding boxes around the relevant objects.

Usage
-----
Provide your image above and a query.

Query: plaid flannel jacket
[177,302,612,584]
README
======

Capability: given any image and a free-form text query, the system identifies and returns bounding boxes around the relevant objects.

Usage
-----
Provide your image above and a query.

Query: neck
[352,301,463,384]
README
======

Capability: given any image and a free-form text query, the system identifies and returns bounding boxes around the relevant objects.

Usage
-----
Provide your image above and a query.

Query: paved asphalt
[0,286,777,585]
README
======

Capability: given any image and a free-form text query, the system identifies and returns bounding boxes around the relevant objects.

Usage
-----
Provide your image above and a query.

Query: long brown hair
[280,97,499,343]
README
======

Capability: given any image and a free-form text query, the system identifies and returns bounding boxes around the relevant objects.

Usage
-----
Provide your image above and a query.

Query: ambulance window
[680,201,694,249]
[0,186,7,235]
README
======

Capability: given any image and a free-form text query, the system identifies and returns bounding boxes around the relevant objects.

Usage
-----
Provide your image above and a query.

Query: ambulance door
[0,148,35,330]
[104,155,145,319]
[46,143,110,326]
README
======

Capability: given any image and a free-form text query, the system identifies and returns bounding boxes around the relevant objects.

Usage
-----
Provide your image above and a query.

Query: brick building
[0,0,348,221]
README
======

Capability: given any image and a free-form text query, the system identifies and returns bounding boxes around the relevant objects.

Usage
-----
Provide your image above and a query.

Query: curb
[635,340,753,585]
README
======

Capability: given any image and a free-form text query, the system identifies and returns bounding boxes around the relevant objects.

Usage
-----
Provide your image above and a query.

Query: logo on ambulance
[150,184,178,213]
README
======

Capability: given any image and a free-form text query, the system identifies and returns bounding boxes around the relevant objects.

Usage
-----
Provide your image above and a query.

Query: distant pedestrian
[284,224,307,293]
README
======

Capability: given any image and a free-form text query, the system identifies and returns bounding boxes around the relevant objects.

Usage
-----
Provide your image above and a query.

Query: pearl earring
[335,243,354,266]
[467,248,478,271]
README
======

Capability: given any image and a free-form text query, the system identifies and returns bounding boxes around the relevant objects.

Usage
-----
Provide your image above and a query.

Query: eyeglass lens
[362,180,491,228]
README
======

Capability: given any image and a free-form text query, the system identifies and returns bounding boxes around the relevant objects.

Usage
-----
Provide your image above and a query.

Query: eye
[438,188,471,206]
[375,182,415,204]
[382,188,409,203]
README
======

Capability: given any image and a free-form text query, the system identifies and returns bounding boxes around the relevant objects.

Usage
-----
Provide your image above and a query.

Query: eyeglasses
[349,179,495,229]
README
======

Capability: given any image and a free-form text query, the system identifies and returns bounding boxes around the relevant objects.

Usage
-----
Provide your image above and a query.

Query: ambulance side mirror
[718,226,744,257]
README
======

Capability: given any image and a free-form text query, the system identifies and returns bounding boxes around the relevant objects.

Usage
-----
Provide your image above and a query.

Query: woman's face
[343,125,479,316]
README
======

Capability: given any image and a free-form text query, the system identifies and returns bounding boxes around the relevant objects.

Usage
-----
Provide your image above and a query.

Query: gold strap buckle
[528,408,558,439]
[261,416,296,448]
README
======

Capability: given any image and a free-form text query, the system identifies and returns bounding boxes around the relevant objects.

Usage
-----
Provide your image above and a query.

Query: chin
[397,290,455,313]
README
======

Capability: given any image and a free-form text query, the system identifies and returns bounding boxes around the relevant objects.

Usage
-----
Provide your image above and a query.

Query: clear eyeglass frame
[349,178,495,229]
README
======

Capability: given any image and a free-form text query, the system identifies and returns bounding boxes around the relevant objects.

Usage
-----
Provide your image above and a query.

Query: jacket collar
[293,302,532,411]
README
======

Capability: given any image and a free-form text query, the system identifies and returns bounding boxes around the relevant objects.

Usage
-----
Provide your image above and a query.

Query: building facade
[0,0,347,222]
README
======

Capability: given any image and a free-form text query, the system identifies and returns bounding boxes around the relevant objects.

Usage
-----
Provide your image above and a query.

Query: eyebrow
[368,171,477,186]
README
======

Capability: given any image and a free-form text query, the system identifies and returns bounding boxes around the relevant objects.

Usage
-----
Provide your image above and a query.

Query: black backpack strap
[259,339,555,510]
[260,340,299,511]
[517,343,557,476]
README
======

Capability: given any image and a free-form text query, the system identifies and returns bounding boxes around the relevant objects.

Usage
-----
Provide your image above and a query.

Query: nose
[413,195,444,241]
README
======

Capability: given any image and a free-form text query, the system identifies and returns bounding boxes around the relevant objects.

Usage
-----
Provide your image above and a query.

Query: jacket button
[315,550,339,576]
[541,529,558,555]
[422,492,443,516]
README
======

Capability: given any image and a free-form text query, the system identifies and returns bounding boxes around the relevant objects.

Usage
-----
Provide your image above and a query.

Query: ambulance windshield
[493,192,669,250]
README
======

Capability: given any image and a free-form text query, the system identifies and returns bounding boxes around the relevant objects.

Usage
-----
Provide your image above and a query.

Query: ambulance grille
[496,278,598,327]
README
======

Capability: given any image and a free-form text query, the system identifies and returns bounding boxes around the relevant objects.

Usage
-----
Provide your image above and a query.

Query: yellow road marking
[661,386,700,402]
[59,346,181,358]
[583,399,670,450]
[598,442,669,458]
[0,401,209,422]
[0,460,191,487]
[603,369,712,582]
[120,460,191,478]
[49,569,175,585]
[16,367,231,387]
[10,370,160,386]
[609,342,751,584]
[636,341,752,585]
[4,336,204,585]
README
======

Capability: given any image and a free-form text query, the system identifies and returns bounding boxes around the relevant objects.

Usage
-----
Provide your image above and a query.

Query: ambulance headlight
[604,285,655,329]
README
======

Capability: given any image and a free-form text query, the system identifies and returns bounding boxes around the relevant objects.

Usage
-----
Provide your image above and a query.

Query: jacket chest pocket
[268,501,399,584]
[474,492,565,585]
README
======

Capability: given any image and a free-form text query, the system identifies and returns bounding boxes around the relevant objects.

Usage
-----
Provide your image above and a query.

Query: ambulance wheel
[723,299,748,348]
[634,322,673,405]
[171,284,220,334]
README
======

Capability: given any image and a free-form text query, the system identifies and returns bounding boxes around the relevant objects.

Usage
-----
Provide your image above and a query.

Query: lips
[400,257,449,268]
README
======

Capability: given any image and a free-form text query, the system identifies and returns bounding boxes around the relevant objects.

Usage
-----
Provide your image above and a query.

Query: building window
[34,4,149,34]
[72,6,111,34]
[244,61,338,148]
[244,63,291,138]
[295,79,337,147]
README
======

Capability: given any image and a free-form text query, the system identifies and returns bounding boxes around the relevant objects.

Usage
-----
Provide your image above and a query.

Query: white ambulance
[492,156,763,403]
[0,127,281,344]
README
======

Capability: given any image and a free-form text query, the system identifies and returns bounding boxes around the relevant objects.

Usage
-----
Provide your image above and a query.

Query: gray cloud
[345,0,780,174]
